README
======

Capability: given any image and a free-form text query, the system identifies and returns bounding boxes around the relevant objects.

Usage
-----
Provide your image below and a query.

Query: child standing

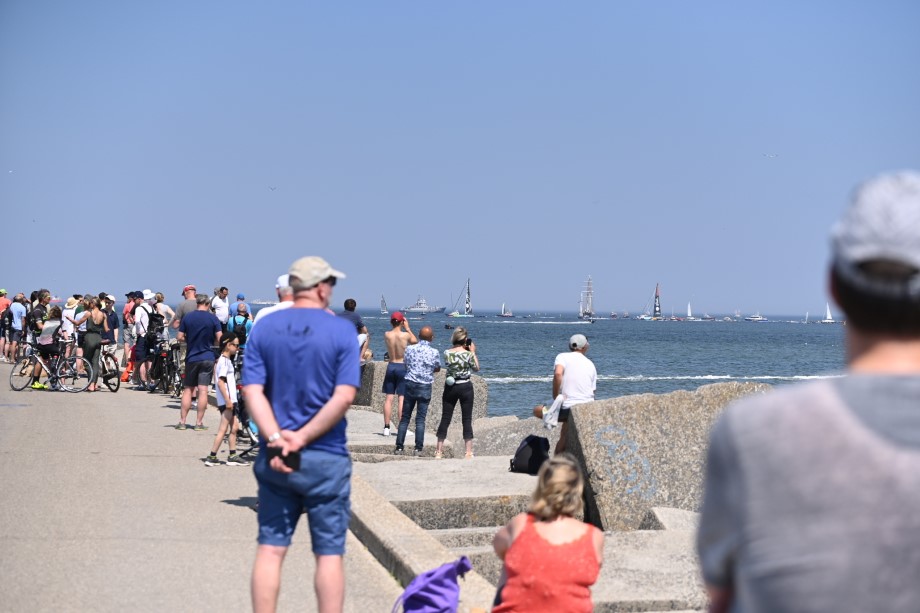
[204,333,249,466]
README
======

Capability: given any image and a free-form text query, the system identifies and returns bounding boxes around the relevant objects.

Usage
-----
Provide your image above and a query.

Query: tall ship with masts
[578,276,597,320]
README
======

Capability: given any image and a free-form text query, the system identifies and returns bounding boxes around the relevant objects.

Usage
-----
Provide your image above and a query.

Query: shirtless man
[381,311,417,436]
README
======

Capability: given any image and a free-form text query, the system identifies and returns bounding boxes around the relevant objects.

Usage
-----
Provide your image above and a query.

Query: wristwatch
[268,432,281,443]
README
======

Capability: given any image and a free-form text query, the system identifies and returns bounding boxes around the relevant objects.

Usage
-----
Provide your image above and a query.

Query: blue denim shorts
[382,362,407,395]
[254,448,352,555]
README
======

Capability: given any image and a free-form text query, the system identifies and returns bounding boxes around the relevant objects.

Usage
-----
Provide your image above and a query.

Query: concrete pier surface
[0,370,403,613]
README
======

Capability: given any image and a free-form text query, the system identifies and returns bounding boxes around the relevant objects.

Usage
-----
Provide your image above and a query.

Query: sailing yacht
[820,302,836,324]
[380,295,388,315]
[578,276,596,320]
[448,279,474,318]
[499,303,514,318]
[637,283,663,320]
[686,301,699,321]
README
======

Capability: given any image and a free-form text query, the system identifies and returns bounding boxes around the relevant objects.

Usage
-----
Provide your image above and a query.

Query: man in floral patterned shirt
[394,325,440,455]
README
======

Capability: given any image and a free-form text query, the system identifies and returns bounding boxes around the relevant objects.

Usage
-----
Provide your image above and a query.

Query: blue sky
[2,1,918,315]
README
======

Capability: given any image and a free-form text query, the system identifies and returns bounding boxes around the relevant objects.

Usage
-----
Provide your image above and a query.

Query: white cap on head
[831,170,920,297]
[569,334,588,350]
[142,289,155,301]
[275,274,290,289]
[288,256,346,290]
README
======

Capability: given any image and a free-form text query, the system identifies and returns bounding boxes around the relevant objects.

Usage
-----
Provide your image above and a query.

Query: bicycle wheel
[9,357,34,391]
[102,353,120,392]
[57,356,92,392]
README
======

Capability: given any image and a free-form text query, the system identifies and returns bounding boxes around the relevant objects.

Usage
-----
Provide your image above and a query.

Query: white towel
[543,394,566,430]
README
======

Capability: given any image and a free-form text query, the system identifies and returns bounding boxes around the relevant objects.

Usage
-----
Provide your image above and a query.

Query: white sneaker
[383,427,390,436]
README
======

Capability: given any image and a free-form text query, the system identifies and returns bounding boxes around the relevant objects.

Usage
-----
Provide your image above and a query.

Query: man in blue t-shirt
[243,256,358,612]
[176,293,221,431]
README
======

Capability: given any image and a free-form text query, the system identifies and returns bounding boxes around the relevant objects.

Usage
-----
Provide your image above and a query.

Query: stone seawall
[567,382,772,531]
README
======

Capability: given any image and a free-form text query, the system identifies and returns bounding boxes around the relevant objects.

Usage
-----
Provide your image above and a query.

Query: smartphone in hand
[267,446,301,470]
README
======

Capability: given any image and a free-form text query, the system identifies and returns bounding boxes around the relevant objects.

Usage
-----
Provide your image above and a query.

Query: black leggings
[437,383,474,441]
[83,332,102,385]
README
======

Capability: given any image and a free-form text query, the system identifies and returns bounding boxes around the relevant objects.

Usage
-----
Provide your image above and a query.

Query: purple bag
[392,556,473,613]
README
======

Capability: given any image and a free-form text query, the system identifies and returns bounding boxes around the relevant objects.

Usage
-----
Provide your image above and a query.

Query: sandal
[465,452,474,459]
[434,450,443,459]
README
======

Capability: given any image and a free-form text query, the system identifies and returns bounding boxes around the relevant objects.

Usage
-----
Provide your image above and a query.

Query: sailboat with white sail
[380,295,388,315]
[820,302,836,324]
[448,279,474,318]
[686,301,699,321]
[578,276,596,320]
[499,303,514,318]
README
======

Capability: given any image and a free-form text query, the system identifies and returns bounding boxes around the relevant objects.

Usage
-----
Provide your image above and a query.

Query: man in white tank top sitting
[698,171,920,613]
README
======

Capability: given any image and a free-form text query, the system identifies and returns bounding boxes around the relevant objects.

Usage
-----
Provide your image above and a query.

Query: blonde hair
[529,453,584,521]
[155,292,165,303]
[451,326,468,346]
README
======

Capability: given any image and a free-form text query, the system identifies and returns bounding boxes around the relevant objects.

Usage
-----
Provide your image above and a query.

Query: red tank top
[493,514,600,613]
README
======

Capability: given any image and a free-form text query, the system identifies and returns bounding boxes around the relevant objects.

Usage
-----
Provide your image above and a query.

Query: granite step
[428,526,497,548]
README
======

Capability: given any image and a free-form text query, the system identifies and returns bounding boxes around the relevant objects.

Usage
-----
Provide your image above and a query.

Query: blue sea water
[125,303,846,419]
[353,312,847,419]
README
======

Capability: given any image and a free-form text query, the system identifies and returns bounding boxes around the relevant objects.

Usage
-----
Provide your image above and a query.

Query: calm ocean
[139,303,844,420]
[353,311,847,419]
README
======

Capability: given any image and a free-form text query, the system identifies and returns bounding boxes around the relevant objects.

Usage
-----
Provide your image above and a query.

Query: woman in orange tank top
[492,453,604,612]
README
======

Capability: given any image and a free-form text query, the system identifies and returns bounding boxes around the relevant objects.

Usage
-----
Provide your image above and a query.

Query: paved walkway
[0,366,403,612]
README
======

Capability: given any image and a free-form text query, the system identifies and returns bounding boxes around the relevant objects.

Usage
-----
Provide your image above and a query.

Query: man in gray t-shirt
[698,171,920,612]
[171,284,197,374]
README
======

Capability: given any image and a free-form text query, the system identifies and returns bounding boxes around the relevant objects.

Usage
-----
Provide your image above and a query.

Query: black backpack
[142,305,165,348]
[230,315,249,345]
[509,435,550,475]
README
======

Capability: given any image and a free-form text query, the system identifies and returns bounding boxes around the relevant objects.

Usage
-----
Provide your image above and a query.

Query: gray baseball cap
[831,170,920,297]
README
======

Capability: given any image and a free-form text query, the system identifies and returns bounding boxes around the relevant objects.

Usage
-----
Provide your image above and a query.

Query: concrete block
[394,496,532,531]
[429,527,497,549]
[592,531,707,612]
[568,382,771,531]
[639,507,700,532]
[351,361,488,434]
[349,475,498,613]
[453,415,561,458]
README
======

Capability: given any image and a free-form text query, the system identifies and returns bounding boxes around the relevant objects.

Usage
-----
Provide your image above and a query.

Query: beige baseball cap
[288,256,346,290]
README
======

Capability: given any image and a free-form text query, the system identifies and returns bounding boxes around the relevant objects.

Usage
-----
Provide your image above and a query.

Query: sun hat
[0,289,6,295]
[288,256,346,290]
[65,296,80,309]
[142,289,155,301]
[569,334,588,350]
[391,311,406,322]
[831,170,920,297]
[237,293,245,300]
[275,274,290,289]
[105,294,116,303]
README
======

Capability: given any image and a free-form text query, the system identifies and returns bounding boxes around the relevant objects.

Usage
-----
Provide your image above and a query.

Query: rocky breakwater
[354,361,488,435]
[567,382,772,531]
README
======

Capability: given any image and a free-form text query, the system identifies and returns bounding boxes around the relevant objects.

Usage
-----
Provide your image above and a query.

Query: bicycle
[9,339,92,392]
[143,337,181,395]
[99,342,121,392]
[231,349,259,457]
